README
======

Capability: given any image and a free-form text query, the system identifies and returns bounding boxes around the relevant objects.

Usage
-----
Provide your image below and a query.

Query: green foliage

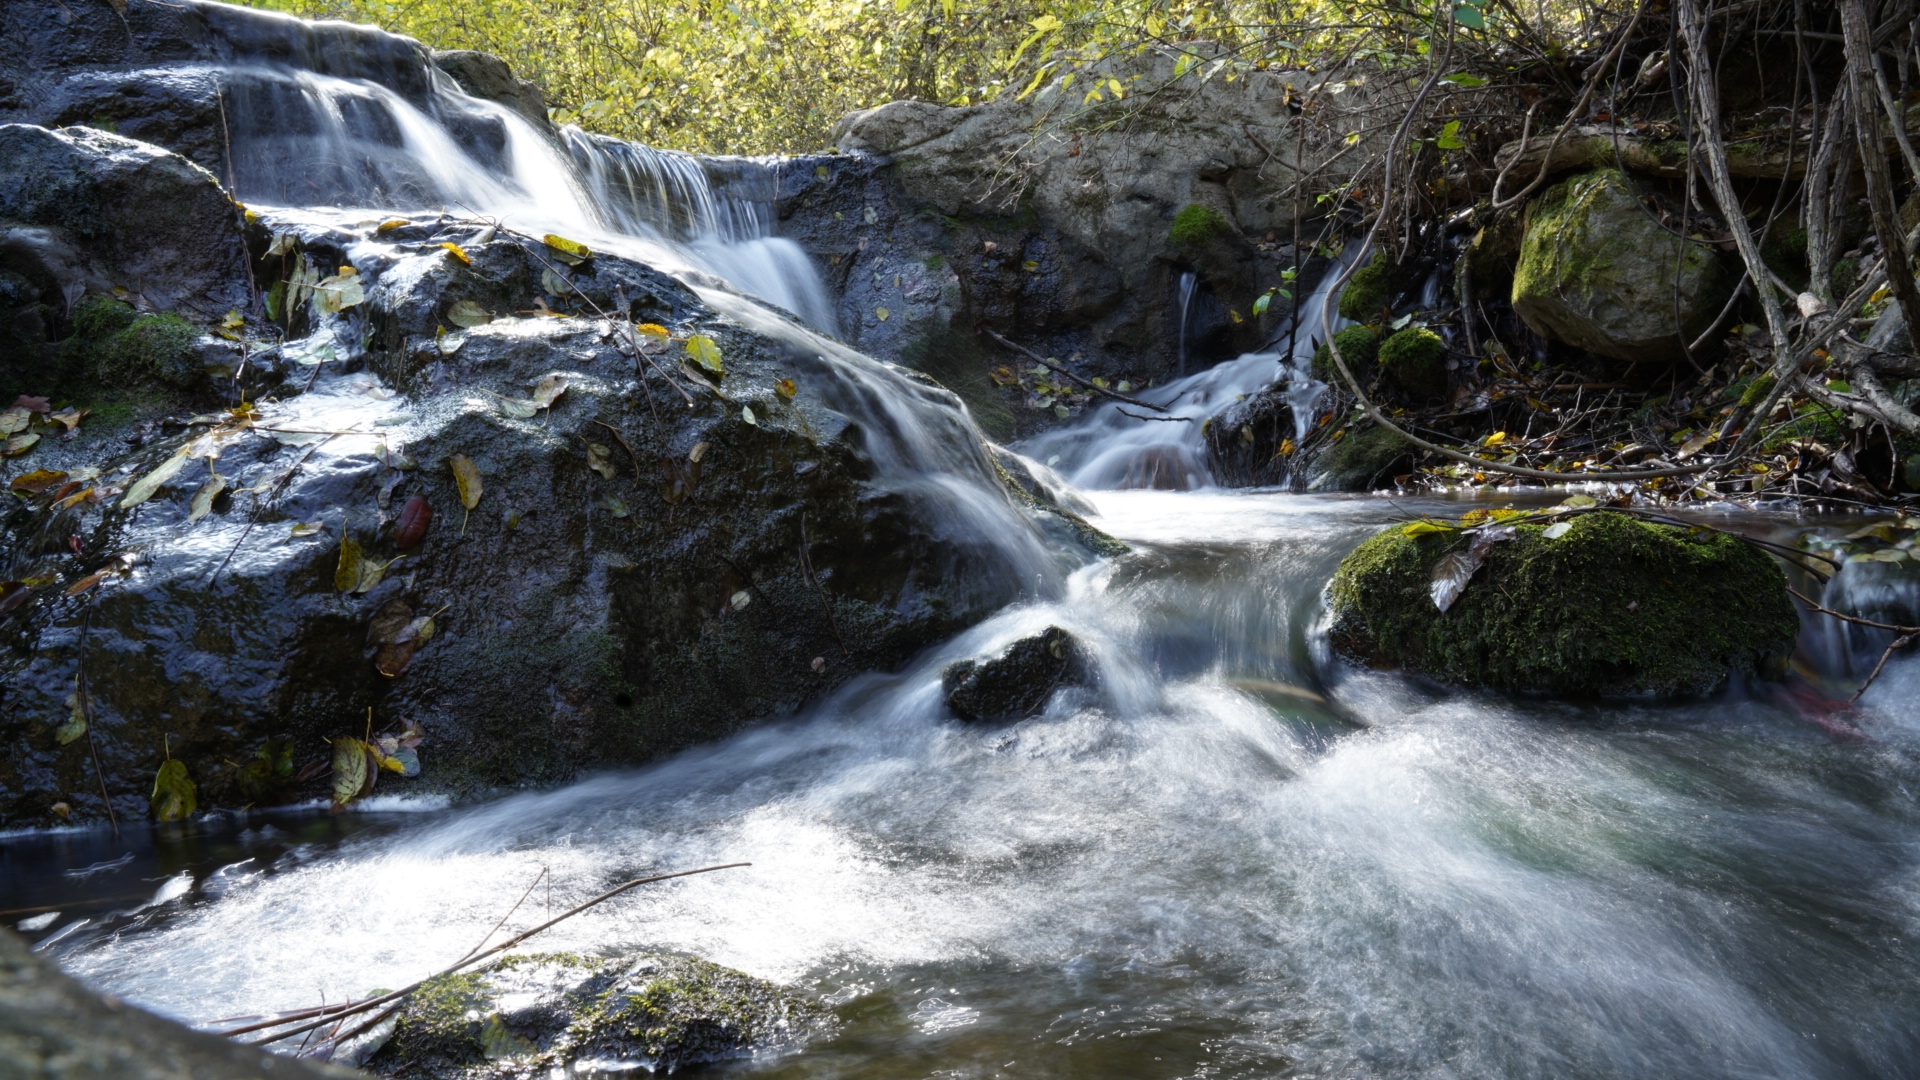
[1378,325,1445,401]
[1169,203,1226,246]
[1310,324,1379,384]
[1336,260,1391,321]
[1328,511,1799,697]
[61,296,201,390]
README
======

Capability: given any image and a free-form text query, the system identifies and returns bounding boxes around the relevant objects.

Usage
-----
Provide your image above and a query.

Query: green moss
[1169,203,1227,246]
[1310,324,1380,384]
[1305,422,1412,492]
[1737,371,1777,408]
[1336,260,1391,321]
[1378,326,1446,401]
[60,295,201,390]
[1327,511,1798,697]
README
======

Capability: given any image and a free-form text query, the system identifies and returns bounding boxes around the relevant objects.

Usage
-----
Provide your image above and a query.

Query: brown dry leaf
[367,598,413,645]
[48,408,87,432]
[12,395,50,414]
[10,470,68,495]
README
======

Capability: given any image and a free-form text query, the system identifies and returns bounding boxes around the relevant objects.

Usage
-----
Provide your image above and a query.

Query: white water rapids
[7,5,1920,1079]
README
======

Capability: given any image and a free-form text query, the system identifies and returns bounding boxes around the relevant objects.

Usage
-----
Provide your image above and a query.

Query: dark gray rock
[942,625,1090,722]
[366,952,830,1079]
[430,51,550,133]
[0,928,359,1080]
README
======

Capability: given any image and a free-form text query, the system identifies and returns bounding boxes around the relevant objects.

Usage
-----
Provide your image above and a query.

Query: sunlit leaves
[151,759,197,822]
[121,446,193,508]
[450,453,482,534]
[685,334,724,378]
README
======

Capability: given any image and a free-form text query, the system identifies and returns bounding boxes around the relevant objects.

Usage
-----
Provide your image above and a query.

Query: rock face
[367,952,829,1079]
[0,928,357,1080]
[1327,511,1799,697]
[942,625,1090,721]
[0,121,1095,826]
[1510,169,1732,362]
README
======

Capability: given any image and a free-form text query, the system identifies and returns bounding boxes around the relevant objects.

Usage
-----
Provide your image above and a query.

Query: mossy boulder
[61,295,202,390]
[368,952,831,1079]
[1310,324,1380,385]
[1336,260,1392,322]
[1305,422,1413,492]
[942,625,1091,721]
[1511,169,1731,362]
[1378,326,1446,401]
[1327,511,1799,697]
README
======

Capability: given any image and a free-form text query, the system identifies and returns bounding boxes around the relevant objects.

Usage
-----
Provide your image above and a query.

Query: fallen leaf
[1677,432,1714,459]
[10,469,68,495]
[1551,494,1599,512]
[440,241,471,265]
[367,598,414,645]
[636,323,670,338]
[1846,522,1899,543]
[741,405,758,426]
[375,218,409,233]
[689,441,710,464]
[187,469,227,522]
[450,454,482,534]
[5,433,39,457]
[600,495,630,518]
[53,487,92,511]
[586,442,617,479]
[330,737,373,807]
[220,309,245,331]
[0,408,28,434]
[64,569,111,597]
[543,233,592,265]
[0,581,33,615]
[312,266,365,315]
[265,231,298,256]
[1542,521,1573,539]
[776,379,796,400]
[55,679,87,745]
[729,589,752,611]
[447,299,492,327]
[335,533,364,593]
[490,393,539,419]
[1431,526,1517,612]
[290,521,325,538]
[48,407,88,432]
[351,553,403,594]
[530,374,569,408]
[685,335,724,378]
[875,307,890,321]
[540,266,573,296]
[1402,520,1457,537]
[12,395,50,414]
[393,495,432,549]
[151,759,197,822]
[120,446,193,508]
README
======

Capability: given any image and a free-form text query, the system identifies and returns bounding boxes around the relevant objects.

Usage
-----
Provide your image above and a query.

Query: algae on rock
[369,952,832,1079]
[1327,511,1798,697]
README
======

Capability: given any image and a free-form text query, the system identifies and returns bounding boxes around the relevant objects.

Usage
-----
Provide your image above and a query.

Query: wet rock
[0,928,356,1080]
[0,194,1093,827]
[0,123,249,318]
[1327,511,1799,697]
[943,626,1090,722]
[1305,422,1413,492]
[1202,387,1298,489]
[367,952,829,1079]
[430,51,549,132]
[988,445,1127,558]
[1510,169,1731,362]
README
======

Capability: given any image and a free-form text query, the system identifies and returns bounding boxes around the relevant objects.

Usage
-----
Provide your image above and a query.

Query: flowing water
[8,5,1920,1078]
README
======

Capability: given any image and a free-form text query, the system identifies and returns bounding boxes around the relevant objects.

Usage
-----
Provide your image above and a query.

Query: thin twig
[978,326,1167,412]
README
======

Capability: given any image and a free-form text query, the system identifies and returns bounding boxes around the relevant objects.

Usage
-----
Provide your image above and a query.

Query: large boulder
[1510,169,1732,362]
[0,131,1094,827]
[0,928,355,1080]
[1327,511,1799,697]
[366,952,829,1079]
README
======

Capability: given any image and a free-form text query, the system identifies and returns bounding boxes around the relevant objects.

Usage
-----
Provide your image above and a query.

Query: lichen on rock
[368,952,832,1079]
[1327,511,1799,697]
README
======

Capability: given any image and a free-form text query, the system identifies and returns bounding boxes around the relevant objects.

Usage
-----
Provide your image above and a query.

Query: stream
[7,4,1920,1077]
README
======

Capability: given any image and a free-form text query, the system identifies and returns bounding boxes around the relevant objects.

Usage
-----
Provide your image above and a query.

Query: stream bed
[9,490,1920,1080]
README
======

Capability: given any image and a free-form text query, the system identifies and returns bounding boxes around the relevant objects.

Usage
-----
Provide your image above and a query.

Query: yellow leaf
[120,445,192,508]
[1403,520,1458,537]
[152,759,197,822]
[450,454,482,535]
[875,307,891,321]
[440,241,471,265]
[375,219,409,233]
[1483,430,1508,447]
[335,533,363,593]
[543,233,592,265]
[776,378,796,400]
[221,309,245,330]
[636,323,670,338]
[330,737,372,806]
[685,334,724,377]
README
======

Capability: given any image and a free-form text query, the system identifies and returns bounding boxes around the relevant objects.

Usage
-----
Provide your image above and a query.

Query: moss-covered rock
[1378,326,1446,401]
[942,625,1090,721]
[1511,169,1731,362]
[1305,422,1412,492]
[1336,260,1392,322]
[1327,511,1799,697]
[1170,203,1227,246]
[369,952,831,1080]
[60,295,201,390]
[1310,324,1380,385]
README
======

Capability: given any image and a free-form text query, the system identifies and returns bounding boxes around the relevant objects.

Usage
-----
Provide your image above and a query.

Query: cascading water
[1020,249,1357,490]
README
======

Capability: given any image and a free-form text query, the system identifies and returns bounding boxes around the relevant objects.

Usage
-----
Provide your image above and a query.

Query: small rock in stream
[942,626,1091,722]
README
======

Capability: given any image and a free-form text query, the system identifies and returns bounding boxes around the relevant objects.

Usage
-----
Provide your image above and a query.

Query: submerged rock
[0,928,355,1080]
[1510,169,1731,362]
[943,625,1090,721]
[368,952,830,1079]
[1327,511,1798,697]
